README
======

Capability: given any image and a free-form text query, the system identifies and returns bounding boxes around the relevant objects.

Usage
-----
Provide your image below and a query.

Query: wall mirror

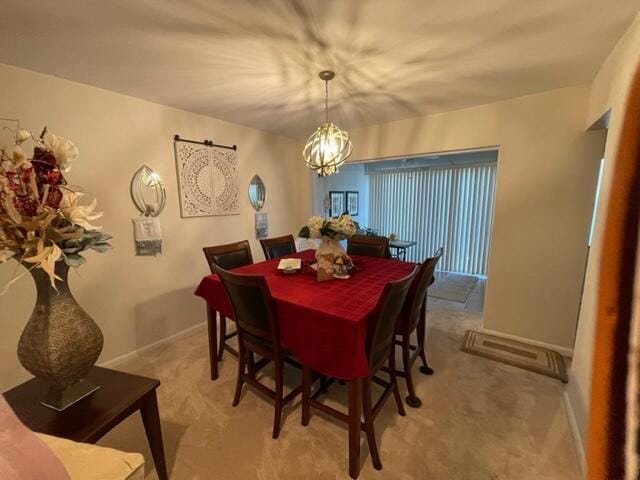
[248,174,265,211]
[131,165,166,216]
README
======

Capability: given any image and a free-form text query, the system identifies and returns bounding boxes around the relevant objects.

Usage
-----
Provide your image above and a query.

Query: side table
[3,366,168,480]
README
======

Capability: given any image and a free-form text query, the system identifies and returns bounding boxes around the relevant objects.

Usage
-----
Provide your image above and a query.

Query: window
[368,162,496,275]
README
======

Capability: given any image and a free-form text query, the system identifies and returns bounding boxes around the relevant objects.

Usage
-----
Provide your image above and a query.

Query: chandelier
[303,71,352,177]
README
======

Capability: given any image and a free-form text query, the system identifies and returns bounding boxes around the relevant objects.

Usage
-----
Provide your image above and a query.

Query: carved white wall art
[174,141,239,217]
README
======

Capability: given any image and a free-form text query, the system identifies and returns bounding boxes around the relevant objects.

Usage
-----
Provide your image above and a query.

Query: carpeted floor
[98,301,581,479]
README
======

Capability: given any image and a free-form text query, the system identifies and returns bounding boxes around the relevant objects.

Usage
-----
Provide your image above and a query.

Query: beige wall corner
[0,63,301,390]
[568,11,640,451]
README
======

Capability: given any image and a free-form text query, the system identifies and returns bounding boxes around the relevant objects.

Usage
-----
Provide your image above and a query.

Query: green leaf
[298,225,310,238]
[64,253,86,268]
[89,242,112,253]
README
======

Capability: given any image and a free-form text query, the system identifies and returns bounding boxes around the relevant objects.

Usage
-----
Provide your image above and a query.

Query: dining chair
[301,267,417,474]
[392,247,443,408]
[260,234,296,260]
[202,241,254,363]
[214,265,302,439]
[346,234,390,258]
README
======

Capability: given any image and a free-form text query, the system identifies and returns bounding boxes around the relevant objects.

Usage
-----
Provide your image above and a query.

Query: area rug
[428,272,478,303]
[461,330,568,382]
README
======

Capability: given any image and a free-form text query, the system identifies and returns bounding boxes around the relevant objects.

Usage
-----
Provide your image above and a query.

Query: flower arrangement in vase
[298,214,357,280]
[0,125,112,410]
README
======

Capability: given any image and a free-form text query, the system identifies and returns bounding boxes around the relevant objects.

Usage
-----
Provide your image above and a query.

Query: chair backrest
[400,247,444,334]
[260,234,296,260]
[366,267,417,371]
[214,266,280,346]
[203,240,253,273]
[347,235,390,258]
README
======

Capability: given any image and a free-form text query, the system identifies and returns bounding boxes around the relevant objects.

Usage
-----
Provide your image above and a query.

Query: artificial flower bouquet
[0,126,111,290]
[297,213,358,241]
[298,214,357,281]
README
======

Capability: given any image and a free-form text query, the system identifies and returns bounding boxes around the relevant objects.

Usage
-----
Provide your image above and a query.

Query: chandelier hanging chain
[325,79,329,124]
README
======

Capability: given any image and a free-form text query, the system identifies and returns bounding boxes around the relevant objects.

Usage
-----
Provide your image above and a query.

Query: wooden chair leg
[301,366,312,426]
[402,336,421,408]
[272,359,284,439]
[217,314,226,362]
[362,378,382,471]
[232,342,246,407]
[389,352,407,416]
[418,301,434,375]
[247,351,256,377]
[206,307,218,380]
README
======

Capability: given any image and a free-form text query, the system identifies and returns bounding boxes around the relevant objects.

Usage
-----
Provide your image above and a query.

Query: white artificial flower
[43,133,79,172]
[59,191,103,231]
[11,145,28,167]
[15,129,31,144]
[307,215,324,239]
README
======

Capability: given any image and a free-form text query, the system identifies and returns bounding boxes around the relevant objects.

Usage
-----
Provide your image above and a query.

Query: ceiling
[1,0,638,138]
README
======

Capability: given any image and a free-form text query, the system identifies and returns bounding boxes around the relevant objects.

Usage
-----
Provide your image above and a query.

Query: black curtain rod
[173,134,237,151]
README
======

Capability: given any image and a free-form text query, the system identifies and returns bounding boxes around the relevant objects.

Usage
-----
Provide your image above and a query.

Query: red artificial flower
[32,147,57,166]
[3,171,19,190]
[13,195,39,217]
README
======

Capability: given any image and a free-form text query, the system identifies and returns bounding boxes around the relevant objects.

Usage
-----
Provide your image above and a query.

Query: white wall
[567,12,640,455]
[299,85,605,352]
[0,63,303,390]
[312,163,369,227]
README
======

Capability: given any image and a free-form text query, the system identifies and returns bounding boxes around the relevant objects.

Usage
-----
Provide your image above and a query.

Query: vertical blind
[368,163,496,275]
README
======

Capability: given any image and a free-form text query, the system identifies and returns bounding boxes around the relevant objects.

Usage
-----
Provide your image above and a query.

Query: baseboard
[480,328,574,357]
[563,389,587,477]
[100,321,206,369]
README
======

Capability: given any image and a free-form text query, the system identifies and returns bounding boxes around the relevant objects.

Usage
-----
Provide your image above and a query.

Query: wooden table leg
[348,378,362,479]
[140,390,168,480]
[207,307,219,380]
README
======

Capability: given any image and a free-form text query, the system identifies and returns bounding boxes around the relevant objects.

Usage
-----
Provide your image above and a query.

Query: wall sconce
[131,165,165,256]
[130,165,166,216]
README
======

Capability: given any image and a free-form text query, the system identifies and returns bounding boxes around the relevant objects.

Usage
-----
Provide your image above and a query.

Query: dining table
[194,248,416,478]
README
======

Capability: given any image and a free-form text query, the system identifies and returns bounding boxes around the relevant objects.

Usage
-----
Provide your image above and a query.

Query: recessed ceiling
[0,0,638,138]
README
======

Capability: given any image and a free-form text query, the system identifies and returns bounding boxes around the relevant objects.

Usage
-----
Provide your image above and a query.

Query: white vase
[315,236,346,261]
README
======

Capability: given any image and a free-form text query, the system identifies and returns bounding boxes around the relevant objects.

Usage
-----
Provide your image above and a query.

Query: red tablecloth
[194,250,415,379]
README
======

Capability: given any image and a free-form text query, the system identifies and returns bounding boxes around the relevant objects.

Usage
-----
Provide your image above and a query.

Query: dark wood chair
[214,265,302,439]
[202,241,253,364]
[347,235,390,258]
[260,234,296,260]
[301,267,417,475]
[392,247,443,408]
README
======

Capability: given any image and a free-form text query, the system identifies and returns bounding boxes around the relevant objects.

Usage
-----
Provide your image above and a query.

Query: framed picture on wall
[346,191,359,216]
[329,191,345,217]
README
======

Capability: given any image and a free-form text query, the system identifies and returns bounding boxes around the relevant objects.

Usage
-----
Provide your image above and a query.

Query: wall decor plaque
[174,140,239,217]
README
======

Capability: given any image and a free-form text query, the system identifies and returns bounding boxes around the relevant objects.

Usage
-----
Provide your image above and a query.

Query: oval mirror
[248,175,266,211]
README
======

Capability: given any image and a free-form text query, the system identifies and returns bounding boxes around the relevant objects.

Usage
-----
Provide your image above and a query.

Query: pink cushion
[0,395,70,480]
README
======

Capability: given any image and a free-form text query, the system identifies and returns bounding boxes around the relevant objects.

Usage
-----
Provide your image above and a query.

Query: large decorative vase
[315,236,346,260]
[17,261,103,411]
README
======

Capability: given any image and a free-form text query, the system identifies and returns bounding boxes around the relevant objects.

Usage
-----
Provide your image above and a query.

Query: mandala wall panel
[174,142,239,217]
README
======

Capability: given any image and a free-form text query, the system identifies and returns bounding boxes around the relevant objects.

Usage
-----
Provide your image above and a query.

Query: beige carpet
[461,330,568,382]
[428,272,479,303]
[98,304,581,480]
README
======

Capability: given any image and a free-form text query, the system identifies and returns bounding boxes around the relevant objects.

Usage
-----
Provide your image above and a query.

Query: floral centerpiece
[0,125,112,410]
[298,214,357,257]
[298,214,357,281]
